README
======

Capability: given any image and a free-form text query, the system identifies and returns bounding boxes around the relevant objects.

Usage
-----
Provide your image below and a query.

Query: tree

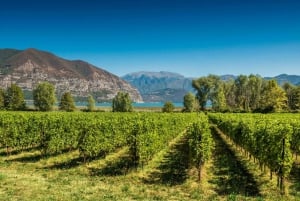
[5,84,26,110]
[234,75,250,111]
[193,75,226,111]
[183,92,196,112]
[211,82,227,111]
[0,88,5,110]
[192,76,214,111]
[260,80,287,112]
[282,82,300,111]
[112,92,133,112]
[59,92,76,111]
[162,101,174,112]
[286,86,300,110]
[86,95,95,111]
[33,82,56,111]
[223,79,236,110]
[248,74,263,111]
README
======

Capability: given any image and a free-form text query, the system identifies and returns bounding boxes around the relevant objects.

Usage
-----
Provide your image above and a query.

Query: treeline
[192,74,300,112]
[0,82,96,112]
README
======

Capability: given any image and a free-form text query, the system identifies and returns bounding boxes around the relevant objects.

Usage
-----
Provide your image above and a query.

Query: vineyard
[0,112,300,200]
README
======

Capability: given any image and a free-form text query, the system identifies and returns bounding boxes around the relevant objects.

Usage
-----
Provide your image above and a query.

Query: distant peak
[23,48,40,53]
[25,48,38,51]
[123,71,185,78]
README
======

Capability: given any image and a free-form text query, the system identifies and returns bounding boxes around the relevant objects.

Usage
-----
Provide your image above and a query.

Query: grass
[1,127,300,200]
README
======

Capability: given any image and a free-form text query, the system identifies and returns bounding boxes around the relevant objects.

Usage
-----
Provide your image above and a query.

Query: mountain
[265,74,300,86]
[0,48,142,102]
[122,71,194,102]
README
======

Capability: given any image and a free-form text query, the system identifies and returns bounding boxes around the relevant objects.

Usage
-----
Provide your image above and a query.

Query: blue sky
[1,0,300,77]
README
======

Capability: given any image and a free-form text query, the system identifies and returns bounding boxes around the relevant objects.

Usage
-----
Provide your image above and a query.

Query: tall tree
[59,92,76,111]
[5,84,26,110]
[112,92,133,112]
[183,92,196,112]
[223,79,236,110]
[283,82,296,110]
[0,88,5,110]
[260,80,287,112]
[234,75,250,111]
[212,82,227,111]
[248,74,263,111]
[288,86,300,110]
[192,77,213,110]
[86,95,96,112]
[33,82,56,111]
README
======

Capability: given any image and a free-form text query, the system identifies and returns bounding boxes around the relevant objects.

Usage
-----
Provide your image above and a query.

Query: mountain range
[122,71,193,102]
[0,48,142,102]
[1,48,299,103]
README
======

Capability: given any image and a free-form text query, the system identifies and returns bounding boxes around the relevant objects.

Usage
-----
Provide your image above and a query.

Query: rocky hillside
[122,71,194,102]
[0,48,142,102]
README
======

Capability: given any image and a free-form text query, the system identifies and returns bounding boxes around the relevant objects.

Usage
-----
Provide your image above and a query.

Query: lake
[76,102,184,108]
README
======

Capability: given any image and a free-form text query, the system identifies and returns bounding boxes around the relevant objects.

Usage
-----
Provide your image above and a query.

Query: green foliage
[86,95,95,111]
[127,113,197,167]
[234,75,250,111]
[183,92,196,112]
[187,114,213,181]
[0,88,5,110]
[260,80,287,112]
[211,83,227,111]
[248,74,263,111]
[193,74,291,112]
[192,75,226,111]
[162,101,174,112]
[192,76,214,110]
[33,82,56,111]
[59,92,76,112]
[291,87,300,110]
[112,92,133,112]
[283,83,300,111]
[4,84,26,110]
[209,113,295,193]
[0,112,197,167]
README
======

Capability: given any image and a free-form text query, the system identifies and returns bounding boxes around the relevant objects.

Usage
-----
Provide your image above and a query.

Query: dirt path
[209,127,261,197]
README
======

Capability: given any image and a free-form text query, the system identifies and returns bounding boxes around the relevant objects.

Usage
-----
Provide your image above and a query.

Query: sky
[1,0,300,77]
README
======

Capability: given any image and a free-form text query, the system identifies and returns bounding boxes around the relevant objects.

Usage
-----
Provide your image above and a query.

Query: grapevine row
[209,113,300,193]
[187,114,213,181]
[0,112,202,168]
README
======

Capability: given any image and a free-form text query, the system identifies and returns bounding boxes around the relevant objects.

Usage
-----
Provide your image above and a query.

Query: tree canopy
[0,88,5,110]
[112,92,133,112]
[192,74,293,112]
[5,84,26,111]
[59,92,76,112]
[162,101,175,113]
[183,92,197,112]
[33,82,56,111]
